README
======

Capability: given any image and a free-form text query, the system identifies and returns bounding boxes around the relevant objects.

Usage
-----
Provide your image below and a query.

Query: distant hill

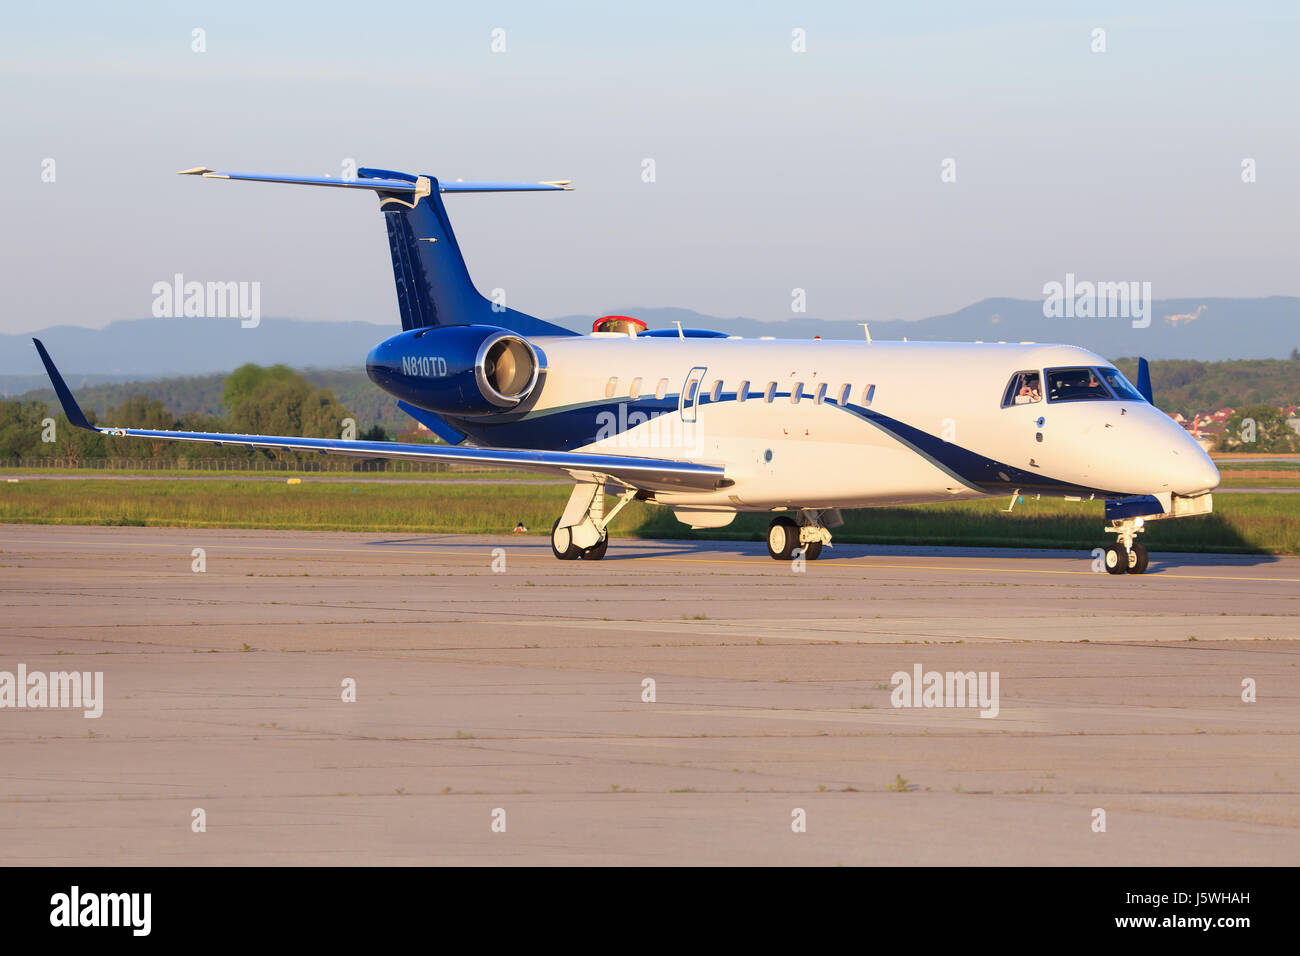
[4,296,1298,389]
[0,317,390,391]
[557,298,1300,362]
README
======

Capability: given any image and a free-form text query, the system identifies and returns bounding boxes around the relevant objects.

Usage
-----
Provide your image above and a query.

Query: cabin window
[790,382,804,404]
[655,377,668,400]
[837,383,851,406]
[1045,367,1113,403]
[604,377,618,398]
[737,380,751,402]
[709,380,723,402]
[764,381,778,403]
[1001,370,1042,407]
[862,384,876,406]
[629,376,642,400]
[814,383,828,405]
[685,379,699,404]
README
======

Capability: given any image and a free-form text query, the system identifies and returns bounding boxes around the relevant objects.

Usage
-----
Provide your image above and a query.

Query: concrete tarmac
[1,524,1296,865]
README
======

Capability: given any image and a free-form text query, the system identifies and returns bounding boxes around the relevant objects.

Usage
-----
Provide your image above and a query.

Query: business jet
[33,165,1220,574]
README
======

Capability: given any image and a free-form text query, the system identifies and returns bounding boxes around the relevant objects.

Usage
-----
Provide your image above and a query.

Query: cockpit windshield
[1096,367,1146,402]
[1006,366,1148,405]
[1045,367,1114,402]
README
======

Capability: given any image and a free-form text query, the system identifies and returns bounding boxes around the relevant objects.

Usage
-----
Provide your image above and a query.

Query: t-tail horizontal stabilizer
[179,165,578,338]
[176,168,573,194]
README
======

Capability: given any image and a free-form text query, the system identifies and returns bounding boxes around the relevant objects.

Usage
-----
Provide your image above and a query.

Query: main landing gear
[550,479,636,561]
[550,518,608,560]
[766,509,841,561]
[1101,516,1149,575]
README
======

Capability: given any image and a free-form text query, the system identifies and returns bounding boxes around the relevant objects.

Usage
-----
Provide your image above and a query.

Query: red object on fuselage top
[592,315,647,334]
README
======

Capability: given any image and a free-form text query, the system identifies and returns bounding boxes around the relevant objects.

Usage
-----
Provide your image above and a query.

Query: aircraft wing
[32,340,728,493]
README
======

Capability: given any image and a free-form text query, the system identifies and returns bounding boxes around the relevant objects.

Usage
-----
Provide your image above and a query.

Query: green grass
[1220,477,1300,487]
[0,479,1295,554]
[0,479,574,535]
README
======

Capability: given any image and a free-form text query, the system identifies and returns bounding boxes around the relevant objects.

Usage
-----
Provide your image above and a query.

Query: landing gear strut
[1102,516,1149,575]
[549,480,635,561]
[766,509,839,561]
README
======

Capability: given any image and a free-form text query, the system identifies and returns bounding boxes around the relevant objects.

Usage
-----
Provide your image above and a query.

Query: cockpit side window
[1097,367,1145,402]
[1001,370,1042,407]
[1046,367,1114,403]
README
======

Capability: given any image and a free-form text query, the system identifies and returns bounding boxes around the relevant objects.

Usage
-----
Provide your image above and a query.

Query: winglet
[1136,357,1154,404]
[32,339,94,431]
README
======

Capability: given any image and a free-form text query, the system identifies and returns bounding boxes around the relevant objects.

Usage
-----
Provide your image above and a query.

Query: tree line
[1112,357,1298,419]
[0,364,394,464]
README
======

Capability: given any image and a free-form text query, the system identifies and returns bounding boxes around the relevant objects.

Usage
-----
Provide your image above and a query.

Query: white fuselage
[501,336,1219,514]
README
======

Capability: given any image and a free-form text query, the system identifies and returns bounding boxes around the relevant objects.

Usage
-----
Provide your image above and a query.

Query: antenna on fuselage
[673,320,684,340]
[858,323,872,343]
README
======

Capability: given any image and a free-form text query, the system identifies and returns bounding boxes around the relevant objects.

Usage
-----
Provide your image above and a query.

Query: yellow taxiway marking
[3,536,1299,583]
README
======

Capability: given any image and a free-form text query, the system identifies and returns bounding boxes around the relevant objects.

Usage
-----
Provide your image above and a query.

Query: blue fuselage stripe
[447,391,1120,498]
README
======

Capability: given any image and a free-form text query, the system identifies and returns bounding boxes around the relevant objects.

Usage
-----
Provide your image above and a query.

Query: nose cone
[1116,408,1220,495]
[1169,426,1220,494]
[1077,406,1220,496]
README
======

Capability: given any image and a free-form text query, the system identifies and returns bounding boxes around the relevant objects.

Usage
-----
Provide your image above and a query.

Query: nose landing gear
[1126,541,1149,574]
[1102,516,1149,575]
[766,516,800,560]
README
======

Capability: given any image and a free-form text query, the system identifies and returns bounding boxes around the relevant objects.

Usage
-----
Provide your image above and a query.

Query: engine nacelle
[366,325,543,418]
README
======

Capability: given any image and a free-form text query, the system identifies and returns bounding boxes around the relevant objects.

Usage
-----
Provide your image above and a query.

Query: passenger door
[679,366,707,423]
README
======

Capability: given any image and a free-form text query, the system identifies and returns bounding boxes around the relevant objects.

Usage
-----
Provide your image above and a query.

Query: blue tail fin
[179,165,577,336]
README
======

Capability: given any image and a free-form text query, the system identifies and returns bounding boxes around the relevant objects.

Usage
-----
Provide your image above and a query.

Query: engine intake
[477,333,539,407]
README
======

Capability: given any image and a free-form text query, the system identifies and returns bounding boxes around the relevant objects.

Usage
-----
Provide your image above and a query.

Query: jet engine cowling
[366,325,543,418]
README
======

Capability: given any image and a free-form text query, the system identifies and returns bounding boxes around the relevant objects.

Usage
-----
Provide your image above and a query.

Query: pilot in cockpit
[1014,371,1042,404]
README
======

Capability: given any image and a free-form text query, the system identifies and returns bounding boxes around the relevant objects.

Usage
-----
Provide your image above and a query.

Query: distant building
[1167,403,1300,450]
[1193,422,1224,453]
[1284,405,1300,436]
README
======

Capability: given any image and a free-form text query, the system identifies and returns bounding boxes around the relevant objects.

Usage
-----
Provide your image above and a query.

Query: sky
[3,1,1299,334]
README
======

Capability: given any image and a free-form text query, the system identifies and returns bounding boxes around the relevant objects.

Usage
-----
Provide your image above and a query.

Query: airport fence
[0,457,467,473]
